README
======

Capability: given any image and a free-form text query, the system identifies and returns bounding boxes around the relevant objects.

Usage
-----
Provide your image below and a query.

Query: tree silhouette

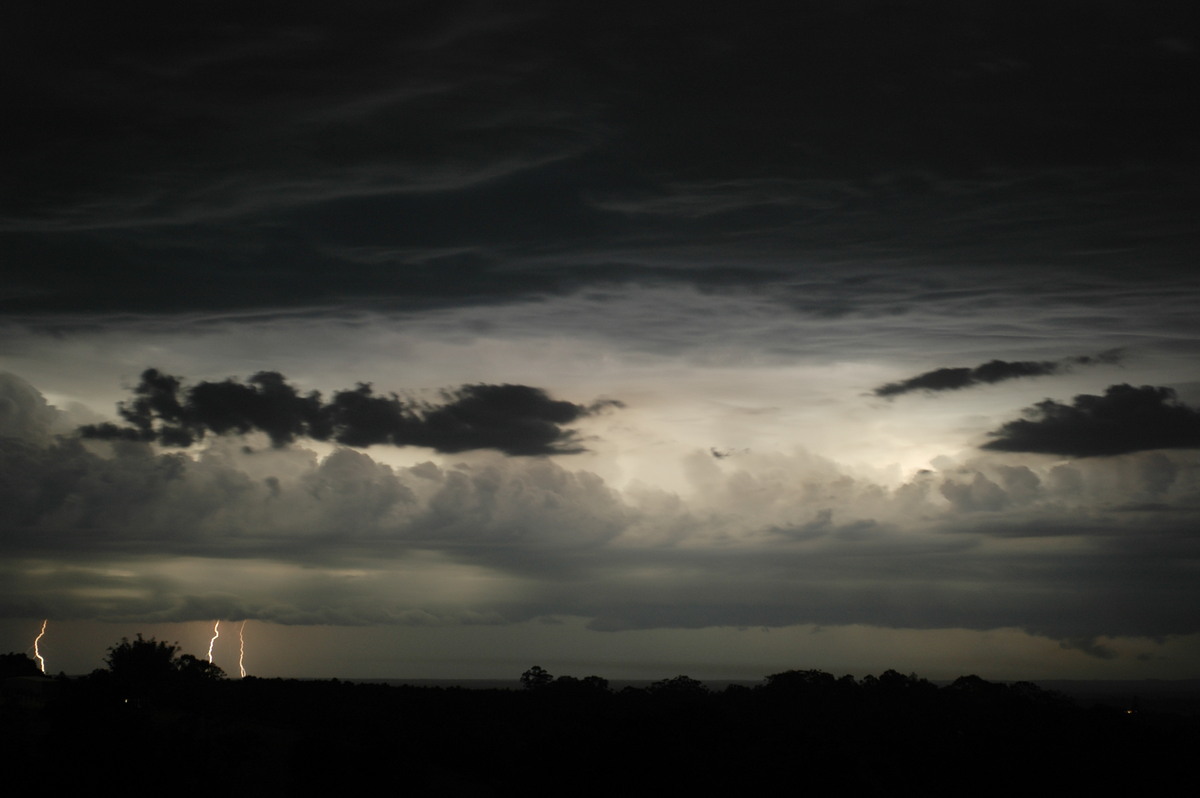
[0,652,43,678]
[103,634,224,697]
[177,653,227,683]
[521,665,553,690]
[763,668,837,693]
[105,635,178,684]
[647,674,707,697]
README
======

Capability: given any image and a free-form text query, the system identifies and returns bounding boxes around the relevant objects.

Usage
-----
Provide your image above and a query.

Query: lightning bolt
[238,620,247,678]
[208,620,220,664]
[32,619,47,674]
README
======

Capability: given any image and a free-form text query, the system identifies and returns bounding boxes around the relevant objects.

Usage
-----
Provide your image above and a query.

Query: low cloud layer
[873,351,1121,398]
[6,372,1200,654]
[983,383,1200,457]
[79,369,621,456]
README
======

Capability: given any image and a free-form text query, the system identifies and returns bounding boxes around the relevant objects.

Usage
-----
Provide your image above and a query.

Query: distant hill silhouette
[3,651,1198,795]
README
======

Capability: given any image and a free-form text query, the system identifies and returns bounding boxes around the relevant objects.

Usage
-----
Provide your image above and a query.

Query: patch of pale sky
[0,288,1175,495]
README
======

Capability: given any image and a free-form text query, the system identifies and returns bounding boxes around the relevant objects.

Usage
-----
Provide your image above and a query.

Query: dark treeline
[2,644,1198,795]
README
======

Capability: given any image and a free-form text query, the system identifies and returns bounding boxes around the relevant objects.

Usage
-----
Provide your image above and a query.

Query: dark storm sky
[4,1,1196,316]
[3,1,1200,679]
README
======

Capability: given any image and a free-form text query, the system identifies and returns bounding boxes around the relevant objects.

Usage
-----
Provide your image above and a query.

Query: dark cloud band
[983,383,1200,457]
[80,369,621,456]
[873,351,1121,398]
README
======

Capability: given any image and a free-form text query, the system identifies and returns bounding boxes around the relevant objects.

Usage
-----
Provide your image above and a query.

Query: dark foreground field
[4,665,1198,796]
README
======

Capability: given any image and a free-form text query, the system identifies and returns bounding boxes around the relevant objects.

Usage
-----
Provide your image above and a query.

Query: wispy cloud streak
[873,351,1121,398]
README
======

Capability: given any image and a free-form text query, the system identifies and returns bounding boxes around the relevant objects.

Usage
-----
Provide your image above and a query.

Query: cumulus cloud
[873,351,1121,398]
[80,369,622,456]
[983,383,1200,457]
[0,371,61,443]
